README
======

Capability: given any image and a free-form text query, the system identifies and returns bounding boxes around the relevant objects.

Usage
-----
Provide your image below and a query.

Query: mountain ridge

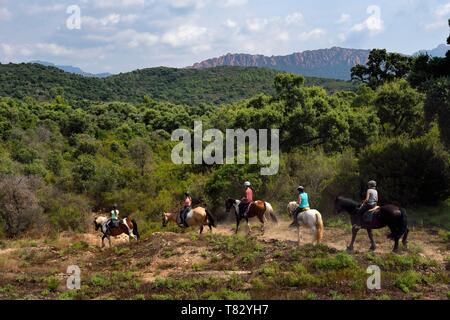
[191,47,371,80]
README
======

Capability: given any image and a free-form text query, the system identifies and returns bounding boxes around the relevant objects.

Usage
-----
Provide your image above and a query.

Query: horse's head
[334,196,357,215]
[225,198,236,213]
[94,216,106,231]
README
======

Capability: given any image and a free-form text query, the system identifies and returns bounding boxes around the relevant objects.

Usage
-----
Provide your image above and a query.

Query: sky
[0,0,449,73]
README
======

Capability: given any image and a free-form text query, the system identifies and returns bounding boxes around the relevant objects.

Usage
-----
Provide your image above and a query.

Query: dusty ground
[0,218,448,300]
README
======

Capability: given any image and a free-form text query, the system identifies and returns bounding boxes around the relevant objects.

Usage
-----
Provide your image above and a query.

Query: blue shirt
[299,192,310,209]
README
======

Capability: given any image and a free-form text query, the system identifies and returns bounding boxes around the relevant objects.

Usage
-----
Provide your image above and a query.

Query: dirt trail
[213,219,448,262]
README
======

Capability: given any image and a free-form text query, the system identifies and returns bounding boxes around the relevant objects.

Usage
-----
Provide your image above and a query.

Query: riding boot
[289,209,300,227]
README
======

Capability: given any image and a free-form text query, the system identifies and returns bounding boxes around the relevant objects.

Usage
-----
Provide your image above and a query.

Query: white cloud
[87,29,158,48]
[285,12,303,25]
[83,13,138,29]
[426,2,450,30]
[0,7,11,20]
[339,5,383,41]
[337,13,351,24]
[23,4,65,14]
[220,0,247,8]
[350,5,384,34]
[299,28,326,41]
[245,18,269,32]
[161,25,208,47]
[224,19,238,28]
[435,2,450,16]
[0,42,107,62]
[92,0,145,8]
[167,0,209,9]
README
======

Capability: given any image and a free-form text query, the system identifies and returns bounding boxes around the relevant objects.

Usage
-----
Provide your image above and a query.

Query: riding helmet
[297,186,304,192]
[244,181,251,187]
[185,192,191,197]
[368,180,377,188]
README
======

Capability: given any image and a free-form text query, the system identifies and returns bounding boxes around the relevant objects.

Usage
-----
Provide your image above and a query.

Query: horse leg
[311,226,317,245]
[246,218,252,235]
[347,226,359,252]
[297,226,301,247]
[367,229,376,251]
[108,236,112,248]
[393,237,400,253]
[199,225,204,235]
[258,215,265,234]
[235,215,240,234]
[101,235,106,248]
[402,228,409,249]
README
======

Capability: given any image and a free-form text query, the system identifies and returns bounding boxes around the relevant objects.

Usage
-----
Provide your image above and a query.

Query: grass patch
[394,270,423,293]
[312,252,357,271]
[202,288,250,300]
[46,276,60,292]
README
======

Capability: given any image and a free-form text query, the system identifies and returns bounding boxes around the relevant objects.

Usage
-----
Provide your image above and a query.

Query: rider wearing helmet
[358,180,378,222]
[109,204,120,229]
[239,181,254,218]
[291,186,310,227]
[179,192,192,228]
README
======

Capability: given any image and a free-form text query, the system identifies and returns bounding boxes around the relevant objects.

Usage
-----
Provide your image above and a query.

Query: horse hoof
[346,246,354,252]
[369,246,376,252]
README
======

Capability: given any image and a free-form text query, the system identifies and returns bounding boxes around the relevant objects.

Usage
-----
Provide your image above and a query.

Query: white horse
[287,202,324,246]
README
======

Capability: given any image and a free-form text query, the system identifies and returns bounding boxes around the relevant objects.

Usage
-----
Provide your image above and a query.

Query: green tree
[373,79,424,136]
[351,49,411,89]
[424,77,450,148]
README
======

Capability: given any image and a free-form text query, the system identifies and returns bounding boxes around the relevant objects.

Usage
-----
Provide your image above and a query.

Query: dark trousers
[180,206,191,225]
[238,201,251,218]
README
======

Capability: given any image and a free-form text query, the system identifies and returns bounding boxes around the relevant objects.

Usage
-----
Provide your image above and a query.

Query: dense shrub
[359,131,450,206]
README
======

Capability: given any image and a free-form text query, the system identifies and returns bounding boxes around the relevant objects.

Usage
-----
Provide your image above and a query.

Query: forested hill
[0,63,356,105]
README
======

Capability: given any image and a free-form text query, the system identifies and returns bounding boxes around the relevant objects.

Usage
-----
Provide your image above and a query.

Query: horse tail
[399,208,408,238]
[205,209,216,228]
[131,219,139,240]
[267,203,278,223]
[315,212,324,244]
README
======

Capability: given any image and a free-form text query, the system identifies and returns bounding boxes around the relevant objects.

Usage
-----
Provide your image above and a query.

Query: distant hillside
[0,63,356,105]
[30,60,112,78]
[192,47,371,80]
[414,44,449,58]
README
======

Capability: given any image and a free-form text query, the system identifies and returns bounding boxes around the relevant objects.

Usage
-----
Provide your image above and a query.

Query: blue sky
[0,0,448,73]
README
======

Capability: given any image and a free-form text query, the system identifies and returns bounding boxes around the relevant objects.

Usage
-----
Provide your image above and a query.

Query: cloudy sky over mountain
[0,0,448,73]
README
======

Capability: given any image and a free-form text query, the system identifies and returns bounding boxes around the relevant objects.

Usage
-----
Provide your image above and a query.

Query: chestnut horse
[94,216,139,248]
[225,198,278,234]
[162,207,216,234]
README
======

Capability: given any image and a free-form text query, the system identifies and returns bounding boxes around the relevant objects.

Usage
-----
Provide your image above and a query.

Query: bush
[0,176,42,237]
[359,131,450,205]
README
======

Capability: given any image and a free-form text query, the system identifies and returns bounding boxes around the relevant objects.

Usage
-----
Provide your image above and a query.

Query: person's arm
[363,191,369,203]
[298,194,302,206]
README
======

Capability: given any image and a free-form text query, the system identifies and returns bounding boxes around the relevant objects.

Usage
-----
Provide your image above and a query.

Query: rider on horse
[239,181,254,218]
[291,186,310,227]
[108,204,120,231]
[358,180,379,222]
[179,192,192,228]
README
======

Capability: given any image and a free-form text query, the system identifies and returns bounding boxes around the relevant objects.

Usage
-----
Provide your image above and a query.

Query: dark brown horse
[333,196,409,252]
[226,198,277,234]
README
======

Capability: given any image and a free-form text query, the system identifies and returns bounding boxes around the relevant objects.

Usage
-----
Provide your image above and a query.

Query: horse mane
[336,196,359,212]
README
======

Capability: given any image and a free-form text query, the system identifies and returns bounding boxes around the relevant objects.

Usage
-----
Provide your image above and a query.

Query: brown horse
[94,216,139,248]
[225,198,277,234]
[162,207,216,234]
